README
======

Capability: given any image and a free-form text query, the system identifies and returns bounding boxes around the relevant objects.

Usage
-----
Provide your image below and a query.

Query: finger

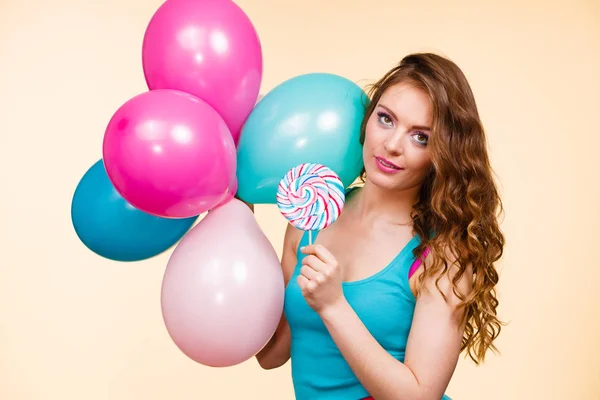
[300,265,320,281]
[302,254,328,272]
[297,274,309,290]
[297,275,316,292]
[301,244,338,267]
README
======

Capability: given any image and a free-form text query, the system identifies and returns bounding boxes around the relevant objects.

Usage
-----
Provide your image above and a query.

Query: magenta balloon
[102,89,237,219]
[161,199,285,367]
[142,0,263,145]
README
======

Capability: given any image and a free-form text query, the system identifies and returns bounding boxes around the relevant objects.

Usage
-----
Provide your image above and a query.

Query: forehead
[378,83,433,126]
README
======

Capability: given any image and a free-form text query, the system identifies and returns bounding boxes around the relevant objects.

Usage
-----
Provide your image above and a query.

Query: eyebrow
[378,104,431,131]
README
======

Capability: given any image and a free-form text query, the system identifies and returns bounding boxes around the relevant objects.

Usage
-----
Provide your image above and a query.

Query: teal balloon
[236,73,368,204]
[71,159,198,262]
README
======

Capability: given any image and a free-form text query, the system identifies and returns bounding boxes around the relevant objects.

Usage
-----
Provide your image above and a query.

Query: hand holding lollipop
[276,163,346,244]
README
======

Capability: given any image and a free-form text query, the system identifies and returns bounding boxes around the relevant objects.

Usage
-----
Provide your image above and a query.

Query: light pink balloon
[102,89,237,219]
[161,199,284,367]
[142,0,263,145]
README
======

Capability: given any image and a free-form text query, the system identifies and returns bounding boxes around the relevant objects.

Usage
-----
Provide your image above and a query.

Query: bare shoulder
[281,223,304,283]
[414,244,473,308]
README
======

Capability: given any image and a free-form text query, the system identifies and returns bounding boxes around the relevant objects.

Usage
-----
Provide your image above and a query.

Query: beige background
[1,0,599,399]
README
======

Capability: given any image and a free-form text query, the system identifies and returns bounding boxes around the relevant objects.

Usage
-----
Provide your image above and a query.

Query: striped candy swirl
[276,163,345,231]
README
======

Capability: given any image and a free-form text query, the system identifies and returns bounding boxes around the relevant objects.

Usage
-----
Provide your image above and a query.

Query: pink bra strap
[408,247,430,279]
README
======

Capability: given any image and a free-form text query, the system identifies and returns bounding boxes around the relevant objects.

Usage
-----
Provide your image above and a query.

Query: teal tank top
[283,229,452,400]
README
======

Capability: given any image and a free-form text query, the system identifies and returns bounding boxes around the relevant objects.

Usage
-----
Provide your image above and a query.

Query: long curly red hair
[359,53,505,364]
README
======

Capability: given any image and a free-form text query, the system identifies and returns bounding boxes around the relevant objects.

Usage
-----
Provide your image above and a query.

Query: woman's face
[363,82,434,192]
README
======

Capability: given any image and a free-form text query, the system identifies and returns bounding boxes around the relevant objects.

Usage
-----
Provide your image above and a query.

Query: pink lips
[375,156,403,174]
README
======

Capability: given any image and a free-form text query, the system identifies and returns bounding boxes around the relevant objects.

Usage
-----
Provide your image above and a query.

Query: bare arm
[255,222,303,369]
[307,246,472,399]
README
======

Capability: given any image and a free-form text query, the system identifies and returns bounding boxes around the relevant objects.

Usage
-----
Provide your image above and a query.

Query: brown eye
[376,112,393,127]
[412,132,429,146]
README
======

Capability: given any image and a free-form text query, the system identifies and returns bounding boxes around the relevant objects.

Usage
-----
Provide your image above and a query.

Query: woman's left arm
[299,244,472,400]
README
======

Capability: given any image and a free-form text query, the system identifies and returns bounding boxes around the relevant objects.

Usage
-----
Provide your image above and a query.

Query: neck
[352,180,420,227]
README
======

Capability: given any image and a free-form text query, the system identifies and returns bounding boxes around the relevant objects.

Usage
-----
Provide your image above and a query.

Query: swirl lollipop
[276,163,345,244]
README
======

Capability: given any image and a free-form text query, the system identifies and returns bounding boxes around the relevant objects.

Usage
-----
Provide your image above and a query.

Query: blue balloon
[236,73,368,204]
[71,160,198,262]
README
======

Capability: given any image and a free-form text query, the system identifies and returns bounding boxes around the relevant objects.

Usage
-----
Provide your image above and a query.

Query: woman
[254,53,505,400]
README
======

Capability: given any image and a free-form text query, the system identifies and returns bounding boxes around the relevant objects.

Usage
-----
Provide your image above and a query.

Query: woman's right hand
[255,223,303,369]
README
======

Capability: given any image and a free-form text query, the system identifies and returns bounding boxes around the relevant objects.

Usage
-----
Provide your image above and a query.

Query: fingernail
[300,246,306,252]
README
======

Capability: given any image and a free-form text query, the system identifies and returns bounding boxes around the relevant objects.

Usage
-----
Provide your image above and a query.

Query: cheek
[363,118,383,150]
[406,148,432,176]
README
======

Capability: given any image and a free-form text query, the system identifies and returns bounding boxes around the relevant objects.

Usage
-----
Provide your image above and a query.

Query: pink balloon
[102,89,237,219]
[142,0,263,145]
[161,199,284,367]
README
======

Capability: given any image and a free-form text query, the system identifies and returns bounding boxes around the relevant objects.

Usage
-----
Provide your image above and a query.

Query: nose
[383,129,405,156]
